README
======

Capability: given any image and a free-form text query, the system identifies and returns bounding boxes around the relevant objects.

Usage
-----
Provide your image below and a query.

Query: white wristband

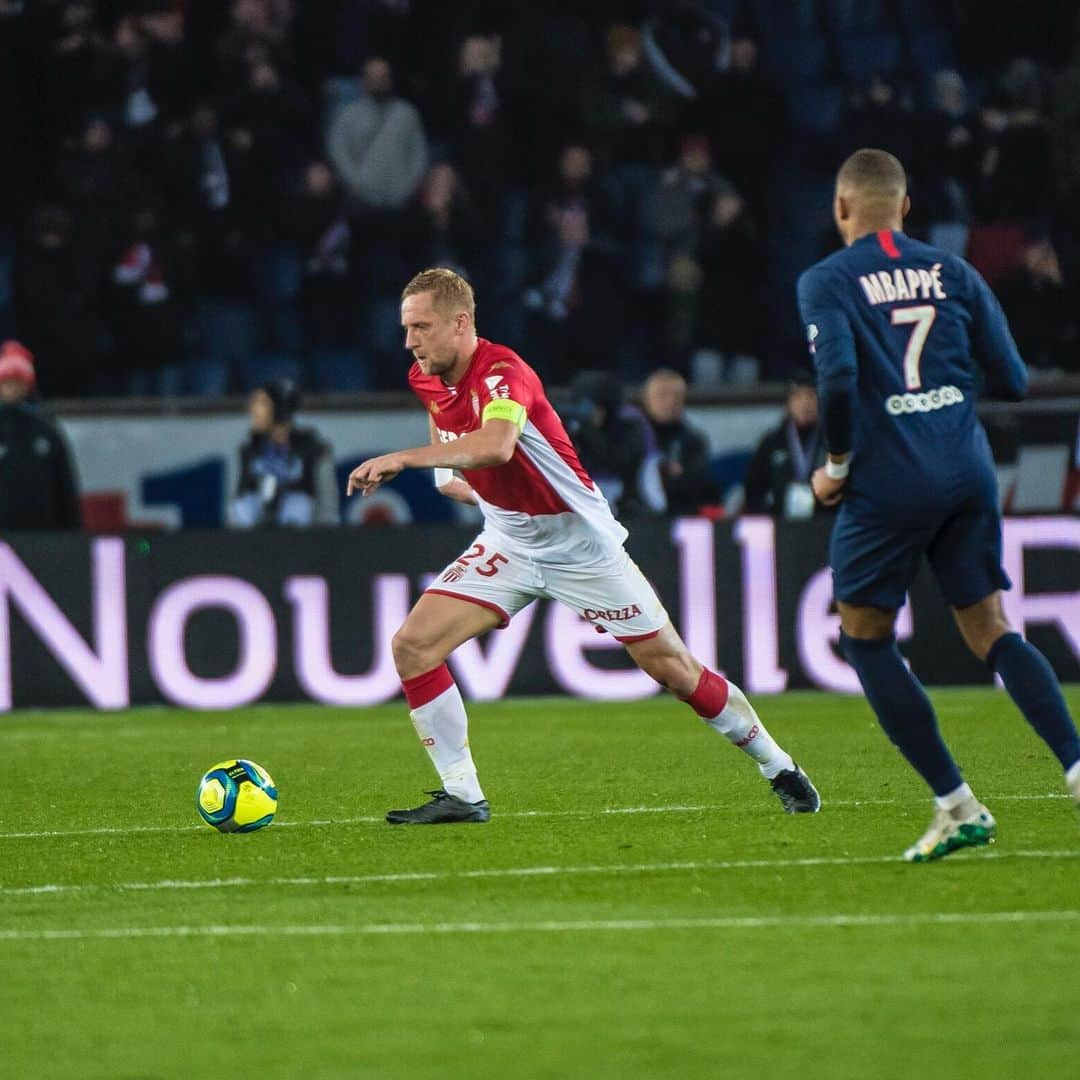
[824,457,851,480]
[433,468,454,488]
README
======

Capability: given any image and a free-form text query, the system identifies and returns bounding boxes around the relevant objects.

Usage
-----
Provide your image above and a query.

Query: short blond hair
[402,267,476,321]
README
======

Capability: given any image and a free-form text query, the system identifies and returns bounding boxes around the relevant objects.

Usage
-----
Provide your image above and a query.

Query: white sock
[1066,760,1080,788]
[935,782,976,813]
[704,682,795,780]
[409,683,485,804]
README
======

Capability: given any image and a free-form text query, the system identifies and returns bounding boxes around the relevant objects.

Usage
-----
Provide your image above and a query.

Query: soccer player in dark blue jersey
[798,148,1080,862]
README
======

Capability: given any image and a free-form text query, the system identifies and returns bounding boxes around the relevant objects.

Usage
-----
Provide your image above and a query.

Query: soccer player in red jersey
[348,268,820,823]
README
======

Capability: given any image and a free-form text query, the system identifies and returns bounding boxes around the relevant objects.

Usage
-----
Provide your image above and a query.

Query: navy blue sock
[840,632,964,796]
[987,633,1080,770]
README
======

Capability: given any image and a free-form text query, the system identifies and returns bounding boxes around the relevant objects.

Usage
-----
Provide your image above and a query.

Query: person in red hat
[0,340,36,404]
[0,341,82,530]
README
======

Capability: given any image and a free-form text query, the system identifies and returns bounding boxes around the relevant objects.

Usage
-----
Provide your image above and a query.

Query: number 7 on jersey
[890,304,936,390]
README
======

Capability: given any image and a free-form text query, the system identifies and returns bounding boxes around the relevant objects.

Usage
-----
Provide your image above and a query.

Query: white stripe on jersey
[473,419,628,561]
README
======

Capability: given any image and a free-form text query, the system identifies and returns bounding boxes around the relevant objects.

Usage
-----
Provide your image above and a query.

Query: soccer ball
[196,759,278,833]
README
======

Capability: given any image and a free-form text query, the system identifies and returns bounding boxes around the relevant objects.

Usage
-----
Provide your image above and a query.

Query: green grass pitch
[2,688,1078,1080]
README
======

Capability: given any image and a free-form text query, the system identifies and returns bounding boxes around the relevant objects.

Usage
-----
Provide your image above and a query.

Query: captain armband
[481,399,527,431]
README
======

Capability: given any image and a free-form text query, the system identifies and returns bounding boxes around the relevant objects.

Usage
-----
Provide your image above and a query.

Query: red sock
[402,663,454,709]
[682,668,729,719]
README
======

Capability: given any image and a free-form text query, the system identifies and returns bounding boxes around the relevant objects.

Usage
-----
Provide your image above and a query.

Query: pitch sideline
[0,792,1068,841]
[4,848,1079,898]
[2,909,1080,942]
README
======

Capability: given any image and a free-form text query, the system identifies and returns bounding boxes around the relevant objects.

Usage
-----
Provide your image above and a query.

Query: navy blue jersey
[797,229,1027,523]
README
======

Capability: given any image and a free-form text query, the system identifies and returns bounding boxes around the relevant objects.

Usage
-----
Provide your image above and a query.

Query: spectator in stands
[33,0,115,140]
[561,369,666,519]
[648,135,728,259]
[0,341,82,530]
[582,24,673,171]
[690,34,784,220]
[13,206,105,397]
[920,69,978,255]
[224,56,314,201]
[110,203,188,391]
[648,135,736,361]
[427,33,516,219]
[110,13,188,139]
[216,0,295,94]
[640,368,718,516]
[229,378,339,528]
[523,144,628,380]
[996,240,1078,377]
[1054,25,1080,189]
[288,160,353,349]
[404,163,481,277]
[56,114,134,252]
[524,145,608,323]
[742,377,826,520]
[692,184,765,383]
[12,1,1080,396]
[974,59,1056,224]
[842,75,920,178]
[326,56,427,212]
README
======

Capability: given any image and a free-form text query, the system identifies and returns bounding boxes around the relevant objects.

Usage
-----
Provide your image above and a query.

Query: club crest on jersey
[484,375,510,399]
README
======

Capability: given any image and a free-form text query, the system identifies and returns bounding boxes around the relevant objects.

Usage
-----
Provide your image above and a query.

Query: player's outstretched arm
[346,419,520,496]
[797,266,857,505]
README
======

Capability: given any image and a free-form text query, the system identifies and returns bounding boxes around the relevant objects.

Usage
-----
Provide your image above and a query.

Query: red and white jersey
[409,338,627,558]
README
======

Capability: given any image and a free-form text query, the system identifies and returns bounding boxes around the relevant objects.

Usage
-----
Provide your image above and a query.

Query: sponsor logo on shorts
[885,385,964,416]
[420,737,435,746]
[583,604,643,623]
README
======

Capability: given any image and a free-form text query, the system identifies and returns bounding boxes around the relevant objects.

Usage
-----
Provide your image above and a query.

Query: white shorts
[426,531,669,643]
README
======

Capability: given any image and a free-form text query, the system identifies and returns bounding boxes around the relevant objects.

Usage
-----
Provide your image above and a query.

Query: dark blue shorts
[830,497,1011,612]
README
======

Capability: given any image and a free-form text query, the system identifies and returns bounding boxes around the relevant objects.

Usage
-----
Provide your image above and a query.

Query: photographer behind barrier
[559,369,667,520]
[0,340,82,531]
[228,379,339,528]
[742,374,828,520]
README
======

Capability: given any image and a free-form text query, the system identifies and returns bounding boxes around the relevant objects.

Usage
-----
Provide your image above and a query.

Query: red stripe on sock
[402,663,454,709]
[877,229,900,258]
[683,668,729,719]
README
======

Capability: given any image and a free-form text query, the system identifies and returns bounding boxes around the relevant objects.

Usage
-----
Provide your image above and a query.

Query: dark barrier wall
[0,517,1077,710]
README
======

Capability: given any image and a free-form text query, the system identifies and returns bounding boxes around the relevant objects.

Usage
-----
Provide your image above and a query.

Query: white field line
[3,909,1079,943]
[0,793,1069,841]
[4,848,1080,899]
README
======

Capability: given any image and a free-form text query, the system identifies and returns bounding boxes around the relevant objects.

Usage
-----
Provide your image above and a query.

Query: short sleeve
[478,356,537,415]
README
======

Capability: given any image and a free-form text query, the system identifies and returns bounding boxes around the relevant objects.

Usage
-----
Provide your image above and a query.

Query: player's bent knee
[952,593,1012,661]
[838,602,897,639]
[637,650,700,696]
[963,620,1012,662]
[391,626,443,680]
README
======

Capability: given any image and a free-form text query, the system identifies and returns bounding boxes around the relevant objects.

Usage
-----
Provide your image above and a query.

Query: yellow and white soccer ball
[196,759,278,833]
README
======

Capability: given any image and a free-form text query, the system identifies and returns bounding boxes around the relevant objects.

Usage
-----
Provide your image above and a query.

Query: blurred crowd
[4,0,1080,399]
